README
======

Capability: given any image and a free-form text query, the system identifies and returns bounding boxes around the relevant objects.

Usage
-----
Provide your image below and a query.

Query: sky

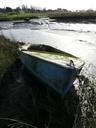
[0,0,96,10]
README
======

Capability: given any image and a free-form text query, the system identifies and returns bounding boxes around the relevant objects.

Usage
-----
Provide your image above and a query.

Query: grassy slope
[0,36,18,78]
[0,12,46,21]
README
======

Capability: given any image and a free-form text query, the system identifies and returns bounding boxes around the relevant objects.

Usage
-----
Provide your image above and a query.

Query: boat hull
[20,52,79,97]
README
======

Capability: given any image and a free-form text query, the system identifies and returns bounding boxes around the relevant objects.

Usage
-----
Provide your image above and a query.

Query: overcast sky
[0,0,96,10]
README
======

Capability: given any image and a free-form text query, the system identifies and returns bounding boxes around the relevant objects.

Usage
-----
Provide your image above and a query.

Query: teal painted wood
[20,51,82,97]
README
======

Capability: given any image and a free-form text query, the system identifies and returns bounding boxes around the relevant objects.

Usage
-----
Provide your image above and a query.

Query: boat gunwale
[21,50,84,70]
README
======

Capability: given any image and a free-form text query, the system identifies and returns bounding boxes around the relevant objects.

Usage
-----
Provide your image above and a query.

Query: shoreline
[0,12,96,23]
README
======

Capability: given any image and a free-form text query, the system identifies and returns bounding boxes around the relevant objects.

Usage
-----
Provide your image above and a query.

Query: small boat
[20,45,84,97]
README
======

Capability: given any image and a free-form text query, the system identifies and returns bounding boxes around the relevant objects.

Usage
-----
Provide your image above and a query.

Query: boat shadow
[0,59,82,128]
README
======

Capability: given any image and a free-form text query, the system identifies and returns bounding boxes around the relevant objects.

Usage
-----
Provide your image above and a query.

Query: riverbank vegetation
[0,6,96,22]
[48,11,96,23]
[0,36,18,79]
[72,76,96,128]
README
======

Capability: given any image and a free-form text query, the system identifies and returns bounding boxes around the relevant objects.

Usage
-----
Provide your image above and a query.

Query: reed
[73,75,96,128]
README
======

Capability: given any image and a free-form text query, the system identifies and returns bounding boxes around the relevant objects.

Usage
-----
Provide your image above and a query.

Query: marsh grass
[47,11,96,23]
[0,118,37,128]
[73,75,96,128]
[0,35,18,79]
[1,11,96,22]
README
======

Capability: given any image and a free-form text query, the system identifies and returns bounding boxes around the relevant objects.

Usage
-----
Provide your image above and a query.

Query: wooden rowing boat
[20,45,84,96]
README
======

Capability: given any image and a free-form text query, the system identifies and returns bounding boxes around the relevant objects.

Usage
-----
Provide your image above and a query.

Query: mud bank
[0,58,81,128]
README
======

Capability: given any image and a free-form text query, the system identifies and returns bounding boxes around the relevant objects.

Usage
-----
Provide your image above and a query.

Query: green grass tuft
[0,36,18,78]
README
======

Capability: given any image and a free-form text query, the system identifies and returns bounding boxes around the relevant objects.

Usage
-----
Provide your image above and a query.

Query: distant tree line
[0,5,50,14]
[0,5,96,14]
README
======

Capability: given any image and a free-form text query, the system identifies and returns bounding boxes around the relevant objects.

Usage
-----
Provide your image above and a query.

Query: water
[0,19,96,79]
